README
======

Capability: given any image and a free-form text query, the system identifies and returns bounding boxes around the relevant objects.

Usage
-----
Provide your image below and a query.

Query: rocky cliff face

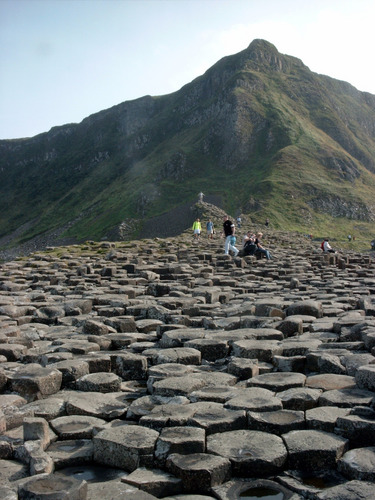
[1,39,375,253]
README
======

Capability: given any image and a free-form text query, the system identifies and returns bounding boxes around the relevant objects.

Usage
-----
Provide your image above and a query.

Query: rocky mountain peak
[243,38,286,71]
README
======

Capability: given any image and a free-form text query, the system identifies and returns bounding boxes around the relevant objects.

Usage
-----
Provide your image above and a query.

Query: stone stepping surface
[0,232,375,498]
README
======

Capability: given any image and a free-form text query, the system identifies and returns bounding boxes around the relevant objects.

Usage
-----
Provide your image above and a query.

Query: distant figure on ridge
[236,216,242,229]
[198,192,204,203]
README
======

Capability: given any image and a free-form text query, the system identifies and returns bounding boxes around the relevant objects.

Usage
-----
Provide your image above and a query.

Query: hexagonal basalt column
[282,429,349,470]
[207,429,287,476]
[93,425,159,471]
[18,474,87,499]
[166,452,231,493]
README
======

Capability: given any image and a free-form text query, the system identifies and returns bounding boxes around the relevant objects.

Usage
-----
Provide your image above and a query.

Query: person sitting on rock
[255,232,271,260]
[243,231,257,256]
[322,238,335,253]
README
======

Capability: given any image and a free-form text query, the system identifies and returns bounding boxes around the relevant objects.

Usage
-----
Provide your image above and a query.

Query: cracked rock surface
[0,230,375,498]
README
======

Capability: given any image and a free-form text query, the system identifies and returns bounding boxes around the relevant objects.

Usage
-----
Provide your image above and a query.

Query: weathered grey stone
[51,359,90,388]
[232,340,283,362]
[278,387,322,410]
[276,469,349,498]
[82,319,110,336]
[159,328,207,348]
[113,351,148,380]
[127,395,189,420]
[0,343,28,361]
[338,446,375,481]
[306,406,350,432]
[247,409,305,435]
[315,479,375,499]
[0,459,29,488]
[87,480,158,499]
[187,401,247,434]
[15,439,54,475]
[319,387,374,407]
[0,394,33,430]
[155,426,206,465]
[281,338,322,356]
[189,385,239,403]
[140,404,197,431]
[122,467,182,497]
[76,372,122,393]
[0,485,17,500]
[166,452,231,492]
[342,353,375,376]
[50,415,106,440]
[285,300,323,318]
[355,364,375,391]
[184,338,229,361]
[80,353,112,373]
[143,347,202,366]
[23,417,51,449]
[147,363,196,392]
[24,397,66,421]
[306,373,356,391]
[9,364,62,401]
[152,376,206,397]
[1,219,375,497]
[136,318,164,333]
[224,387,282,412]
[335,412,375,446]
[207,429,287,476]
[46,439,93,469]
[273,355,306,372]
[33,305,66,324]
[93,425,159,471]
[65,391,128,420]
[212,478,299,500]
[282,429,349,470]
[0,367,7,391]
[18,474,87,499]
[227,357,259,380]
[247,372,306,392]
[277,316,303,337]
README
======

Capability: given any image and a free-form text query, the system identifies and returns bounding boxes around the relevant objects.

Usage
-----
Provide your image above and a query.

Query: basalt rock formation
[0,227,374,499]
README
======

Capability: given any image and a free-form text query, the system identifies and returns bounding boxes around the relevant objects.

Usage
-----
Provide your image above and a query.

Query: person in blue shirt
[206,219,214,239]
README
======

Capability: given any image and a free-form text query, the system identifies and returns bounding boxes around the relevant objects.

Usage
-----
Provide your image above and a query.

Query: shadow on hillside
[138,196,223,239]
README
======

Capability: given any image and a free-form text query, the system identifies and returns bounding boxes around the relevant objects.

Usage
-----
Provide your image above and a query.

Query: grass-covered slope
[0,39,374,251]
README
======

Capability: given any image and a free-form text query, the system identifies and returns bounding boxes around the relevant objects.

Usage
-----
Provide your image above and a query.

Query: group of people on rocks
[223,215,272,259]
[192,218,215,241]
[193,214,272,260]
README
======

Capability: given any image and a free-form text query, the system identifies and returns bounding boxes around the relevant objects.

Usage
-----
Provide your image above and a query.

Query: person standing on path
[206,219,214,239]
[192,218,202,241]
[223,215,239,256]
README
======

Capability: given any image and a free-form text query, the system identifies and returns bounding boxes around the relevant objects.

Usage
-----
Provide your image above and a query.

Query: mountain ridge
[1,39,374,258]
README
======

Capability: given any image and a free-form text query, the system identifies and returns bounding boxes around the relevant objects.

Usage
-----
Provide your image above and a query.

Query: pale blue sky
[1,0,374,139]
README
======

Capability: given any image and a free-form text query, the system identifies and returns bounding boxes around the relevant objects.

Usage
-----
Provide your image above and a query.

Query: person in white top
[323,239,335,253]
